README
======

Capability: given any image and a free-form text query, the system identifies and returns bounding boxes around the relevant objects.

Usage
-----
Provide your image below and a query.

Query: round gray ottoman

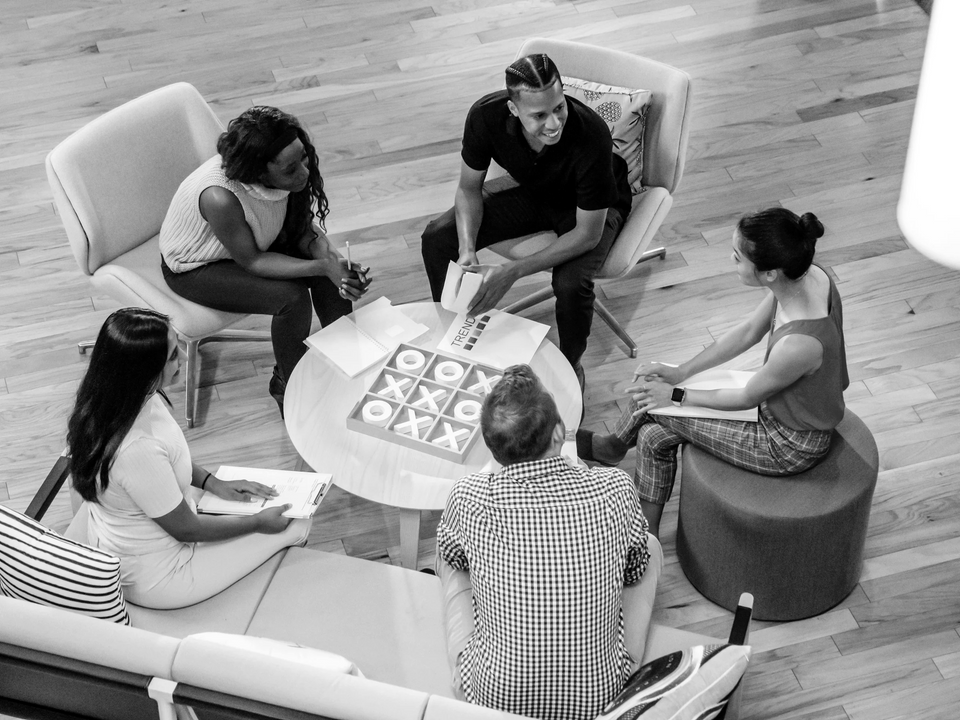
[676,409,878,621]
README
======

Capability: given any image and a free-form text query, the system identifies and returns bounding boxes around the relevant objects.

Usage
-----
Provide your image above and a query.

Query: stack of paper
[440,261,483,315]
[304,297,429,377]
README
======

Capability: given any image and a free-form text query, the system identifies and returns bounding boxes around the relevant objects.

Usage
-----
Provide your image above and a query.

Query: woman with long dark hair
[160,106,371,414]
[578,208,848,536]
[67,308,311,609]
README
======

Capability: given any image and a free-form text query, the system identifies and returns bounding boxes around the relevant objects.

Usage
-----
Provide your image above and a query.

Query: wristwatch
[671,387,686,407]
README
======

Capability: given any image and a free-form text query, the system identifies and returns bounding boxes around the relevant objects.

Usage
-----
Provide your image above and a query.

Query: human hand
[624,378,674,420]
[337,259,372,301]
[632,362,684,385]
[457,250,479,267]
[255,505,293,533]
[210,478,278,502]
[464,263,517,317]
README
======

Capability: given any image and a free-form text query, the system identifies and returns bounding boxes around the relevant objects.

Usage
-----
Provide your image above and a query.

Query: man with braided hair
[421,54,632,385]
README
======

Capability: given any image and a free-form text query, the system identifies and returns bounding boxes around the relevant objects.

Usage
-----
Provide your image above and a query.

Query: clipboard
[196,466,333,519]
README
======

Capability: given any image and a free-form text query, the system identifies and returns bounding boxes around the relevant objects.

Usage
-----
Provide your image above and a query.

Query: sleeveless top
[159,155,289,273]
[763,269,849,431]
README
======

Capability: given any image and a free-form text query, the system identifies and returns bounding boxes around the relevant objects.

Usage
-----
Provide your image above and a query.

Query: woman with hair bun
[160,106,371,415]
[578,208,848,536]
[68,308,311,609]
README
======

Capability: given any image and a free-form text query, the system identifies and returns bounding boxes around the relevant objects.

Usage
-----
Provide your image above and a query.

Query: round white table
[285,302,582,569]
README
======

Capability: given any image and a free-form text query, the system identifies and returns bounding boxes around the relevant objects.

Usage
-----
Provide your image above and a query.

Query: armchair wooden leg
[502,285,555,315]
[399,508,422,570]
[638,246,666,263]
[594,299,638,359]
[185,338,200,429]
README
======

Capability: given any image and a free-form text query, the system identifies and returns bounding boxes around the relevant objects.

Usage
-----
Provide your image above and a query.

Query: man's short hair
[480,364,561,466]
[505,53,561,102]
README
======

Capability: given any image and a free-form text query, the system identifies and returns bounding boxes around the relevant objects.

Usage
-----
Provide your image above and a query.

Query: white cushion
[0,504,129,624]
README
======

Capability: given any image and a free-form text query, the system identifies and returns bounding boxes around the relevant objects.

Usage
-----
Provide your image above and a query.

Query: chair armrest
[24,454,71,521]
[728,592,754,645]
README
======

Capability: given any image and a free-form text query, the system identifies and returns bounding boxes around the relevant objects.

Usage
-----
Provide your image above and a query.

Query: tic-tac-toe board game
[346,343,503,462]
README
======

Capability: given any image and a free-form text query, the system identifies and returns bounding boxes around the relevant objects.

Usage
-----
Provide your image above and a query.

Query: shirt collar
[497,455,572,482]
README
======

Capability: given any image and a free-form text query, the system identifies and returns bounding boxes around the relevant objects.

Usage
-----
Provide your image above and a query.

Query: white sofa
[0,460,743,720]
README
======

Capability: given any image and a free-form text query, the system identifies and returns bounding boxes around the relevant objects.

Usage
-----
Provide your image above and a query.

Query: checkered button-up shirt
[438,456,649,720]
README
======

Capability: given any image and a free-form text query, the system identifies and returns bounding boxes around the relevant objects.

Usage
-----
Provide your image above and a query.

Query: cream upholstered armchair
[45,82,270,427]
[491,38,693,358]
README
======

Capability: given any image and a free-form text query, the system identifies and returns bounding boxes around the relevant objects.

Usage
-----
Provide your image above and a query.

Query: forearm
[240,251,328,280]
[454,186,484,257]
[191,464,213,491]
[683,386,761,412]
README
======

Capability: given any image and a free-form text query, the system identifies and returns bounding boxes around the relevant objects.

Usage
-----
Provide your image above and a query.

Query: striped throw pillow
[562,76,652,196]
[0,504,130,624]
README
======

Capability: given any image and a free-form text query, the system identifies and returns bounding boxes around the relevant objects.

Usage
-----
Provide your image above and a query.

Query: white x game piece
[468,370,501,395]
[433,421,470,450]
[378,373,412,401]
[412,385,445,412]
[394,408,432,439]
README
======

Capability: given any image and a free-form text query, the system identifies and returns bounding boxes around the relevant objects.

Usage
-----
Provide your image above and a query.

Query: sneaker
[269,366,286,419]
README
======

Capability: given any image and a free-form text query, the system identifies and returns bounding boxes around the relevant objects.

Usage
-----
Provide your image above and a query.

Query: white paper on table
[197,466,333,518]
[440,261,484,315]
[436,309,549,368]
[649,368,758,422]
[304,297,428,377]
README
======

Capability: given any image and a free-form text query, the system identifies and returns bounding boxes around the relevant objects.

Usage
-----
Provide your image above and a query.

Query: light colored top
[86,394,196,589]
[159,155,289,272]
[764,270,849,431]
[437,456,649,720]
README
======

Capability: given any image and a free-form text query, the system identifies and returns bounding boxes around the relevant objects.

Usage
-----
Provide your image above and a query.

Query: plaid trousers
[612,401,833,505]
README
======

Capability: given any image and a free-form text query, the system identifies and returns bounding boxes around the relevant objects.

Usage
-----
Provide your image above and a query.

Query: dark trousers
[421,182,624,369]
[162,259,351,384]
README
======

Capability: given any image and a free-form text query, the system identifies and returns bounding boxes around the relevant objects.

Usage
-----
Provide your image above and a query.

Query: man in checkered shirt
[437,364,650,720]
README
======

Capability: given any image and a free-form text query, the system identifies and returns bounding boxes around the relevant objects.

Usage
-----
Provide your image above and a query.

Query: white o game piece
[361,399,392,427]
[434,361,465,383]
[396,349,426,372]
[453,399,482,423]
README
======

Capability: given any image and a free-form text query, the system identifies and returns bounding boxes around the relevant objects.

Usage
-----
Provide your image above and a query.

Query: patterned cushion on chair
[0,504,130,624]
[563,76,652,195]
[596,644,751,720]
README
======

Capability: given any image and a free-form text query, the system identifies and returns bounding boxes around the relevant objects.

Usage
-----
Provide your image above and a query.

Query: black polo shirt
[461,90,633,221]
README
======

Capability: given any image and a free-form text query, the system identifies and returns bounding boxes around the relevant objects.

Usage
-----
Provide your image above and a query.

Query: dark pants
[162,259,351,384]
[420,182,623,369]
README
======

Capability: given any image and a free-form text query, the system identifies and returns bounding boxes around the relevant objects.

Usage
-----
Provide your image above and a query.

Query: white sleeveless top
[159,155,289,272]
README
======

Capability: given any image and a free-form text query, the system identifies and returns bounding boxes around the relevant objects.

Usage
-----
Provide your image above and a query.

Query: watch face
[671,387,684,403]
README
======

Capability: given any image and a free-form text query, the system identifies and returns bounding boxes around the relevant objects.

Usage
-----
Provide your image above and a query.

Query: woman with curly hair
[160,106,371,414]
[578,208,848,537]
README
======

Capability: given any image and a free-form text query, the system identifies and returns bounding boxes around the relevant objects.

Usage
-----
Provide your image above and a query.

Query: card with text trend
[436,309,549,369]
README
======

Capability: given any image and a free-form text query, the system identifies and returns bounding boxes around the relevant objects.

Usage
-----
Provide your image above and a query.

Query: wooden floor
[2,0,959,717]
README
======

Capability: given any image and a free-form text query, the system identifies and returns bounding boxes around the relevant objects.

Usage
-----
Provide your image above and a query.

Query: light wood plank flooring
[1,0,958,717]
